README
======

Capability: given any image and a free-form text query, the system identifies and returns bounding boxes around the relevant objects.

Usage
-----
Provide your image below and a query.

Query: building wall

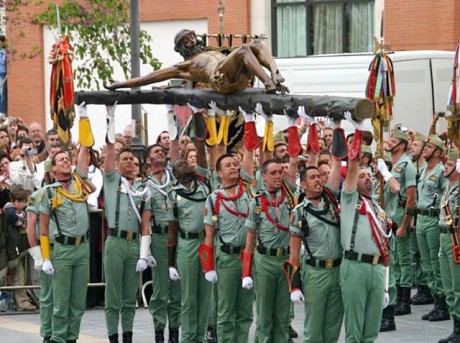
[385,0,460,51]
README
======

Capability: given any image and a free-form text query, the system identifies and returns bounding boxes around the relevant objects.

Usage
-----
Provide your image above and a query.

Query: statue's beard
[179,43,204,60]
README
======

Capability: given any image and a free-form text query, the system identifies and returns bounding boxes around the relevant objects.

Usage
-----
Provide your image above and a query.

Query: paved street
[0,295,453,343]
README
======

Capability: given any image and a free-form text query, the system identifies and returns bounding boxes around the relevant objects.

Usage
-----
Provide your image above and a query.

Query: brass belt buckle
[126,231,133,240]
[325,259,333,270]
[75,236,82,246]
[372,255,379,265]
[212,215,218,223]
[276,248,284,257]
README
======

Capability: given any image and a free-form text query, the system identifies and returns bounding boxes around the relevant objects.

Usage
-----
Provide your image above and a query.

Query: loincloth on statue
[210,68,248,95]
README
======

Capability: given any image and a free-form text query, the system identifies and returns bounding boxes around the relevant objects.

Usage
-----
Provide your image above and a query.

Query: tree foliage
[6,0,162,89]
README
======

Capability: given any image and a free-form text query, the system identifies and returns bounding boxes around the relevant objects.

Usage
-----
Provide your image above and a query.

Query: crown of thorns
[174,29,196,51]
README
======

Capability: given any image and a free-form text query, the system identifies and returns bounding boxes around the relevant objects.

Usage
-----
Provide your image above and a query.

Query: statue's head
[174,29,203,60]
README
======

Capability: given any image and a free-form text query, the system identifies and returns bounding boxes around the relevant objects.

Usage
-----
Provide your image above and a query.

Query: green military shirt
[104,171,145,233]
[392,154,417,201]
[245,189,290,249]
[341,189,388,256]
[439,181,459,230]
[146,170,174,229]
[40,168,89,237]
[204,182,251,247]
[28,188,57,242]
[169,171,212,233]
[417,162,447,210]
[290,187,342,260]
[372,182,398,219]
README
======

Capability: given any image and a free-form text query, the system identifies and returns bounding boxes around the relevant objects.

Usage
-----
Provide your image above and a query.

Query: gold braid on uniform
[282,181,296,210]
[51,173,91,209]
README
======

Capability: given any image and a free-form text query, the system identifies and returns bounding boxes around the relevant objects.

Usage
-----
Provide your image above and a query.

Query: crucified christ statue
[104,29,288,95]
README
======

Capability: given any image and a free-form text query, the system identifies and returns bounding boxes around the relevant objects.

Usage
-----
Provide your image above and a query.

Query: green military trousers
[51,241,89,343]
[439,233,460,320]
[177,236,212,343]
[216,249,253,343]
[40,270,53,339]
[394,208,413,288]
[302,260,343,343]
[340,259,385,343]
[149,233,181,330]
[253,251,290,343]
[104,235,140,336]
[416,214,443,296]
[410,228,427,286]
[389,238,398,305]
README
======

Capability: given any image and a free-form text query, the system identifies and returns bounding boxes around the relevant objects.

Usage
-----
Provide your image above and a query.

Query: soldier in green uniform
[202,149,254,343]
[103,103,152,343]
[438,149,460,343]
[417,134,449,322]
[373,152,400,332]
[167,136,212,343]
[409,132,432,305]
[386,130,417,317]
[26,186,54,343]
[340,114,392,342]
[144,143,181,343]
[242,159,292,342]
[284,113,344,343]
[39,145,93,343]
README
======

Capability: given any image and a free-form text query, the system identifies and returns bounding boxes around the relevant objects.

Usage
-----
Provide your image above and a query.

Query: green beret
[447,148,459,161]
[426,134,445,150]
[361,145,373,156]
[414,132,426,142]
[44,160,52,173]
[375,150,392,163]
[273,132,285,143]
[391,129,409,142]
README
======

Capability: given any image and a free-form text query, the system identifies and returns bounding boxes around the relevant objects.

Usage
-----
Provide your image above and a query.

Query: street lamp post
[129,0,146,160]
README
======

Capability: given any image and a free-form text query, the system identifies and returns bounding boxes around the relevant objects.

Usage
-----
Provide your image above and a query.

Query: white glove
[205,270,218,284]
[136,258,148,272]
[78,101,87,118]
[241,276,253,290]
[383,292,390,309]
[105,101,118,144]
[332,119,341,129]
[169,267,181,281]
[239,106,254,122]
[255,103,272,122]
[344,111,365,131]
[187,102,202,114]
[456,158,460,174]
[147,255,157,268]
[208,101,225,115]
[28,246,43,272]
[166,105,178,140]
[42,259,54,276]
[290,289,304,304]
[297,106,315,125]
[377,159,393,182]
[287,115,297,128]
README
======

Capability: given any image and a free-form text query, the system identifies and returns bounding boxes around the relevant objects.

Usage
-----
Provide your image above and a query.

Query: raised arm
[104,103,117,174]
[343,112,365,192]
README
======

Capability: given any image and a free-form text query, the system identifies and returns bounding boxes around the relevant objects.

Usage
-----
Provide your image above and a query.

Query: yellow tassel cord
[51,173,91,209]
[262,120,274,152]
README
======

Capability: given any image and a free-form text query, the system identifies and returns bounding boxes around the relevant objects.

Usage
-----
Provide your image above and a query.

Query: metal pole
[129,0,146,160]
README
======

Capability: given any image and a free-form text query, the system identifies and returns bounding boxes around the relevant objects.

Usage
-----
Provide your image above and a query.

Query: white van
[268,50,454,136]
